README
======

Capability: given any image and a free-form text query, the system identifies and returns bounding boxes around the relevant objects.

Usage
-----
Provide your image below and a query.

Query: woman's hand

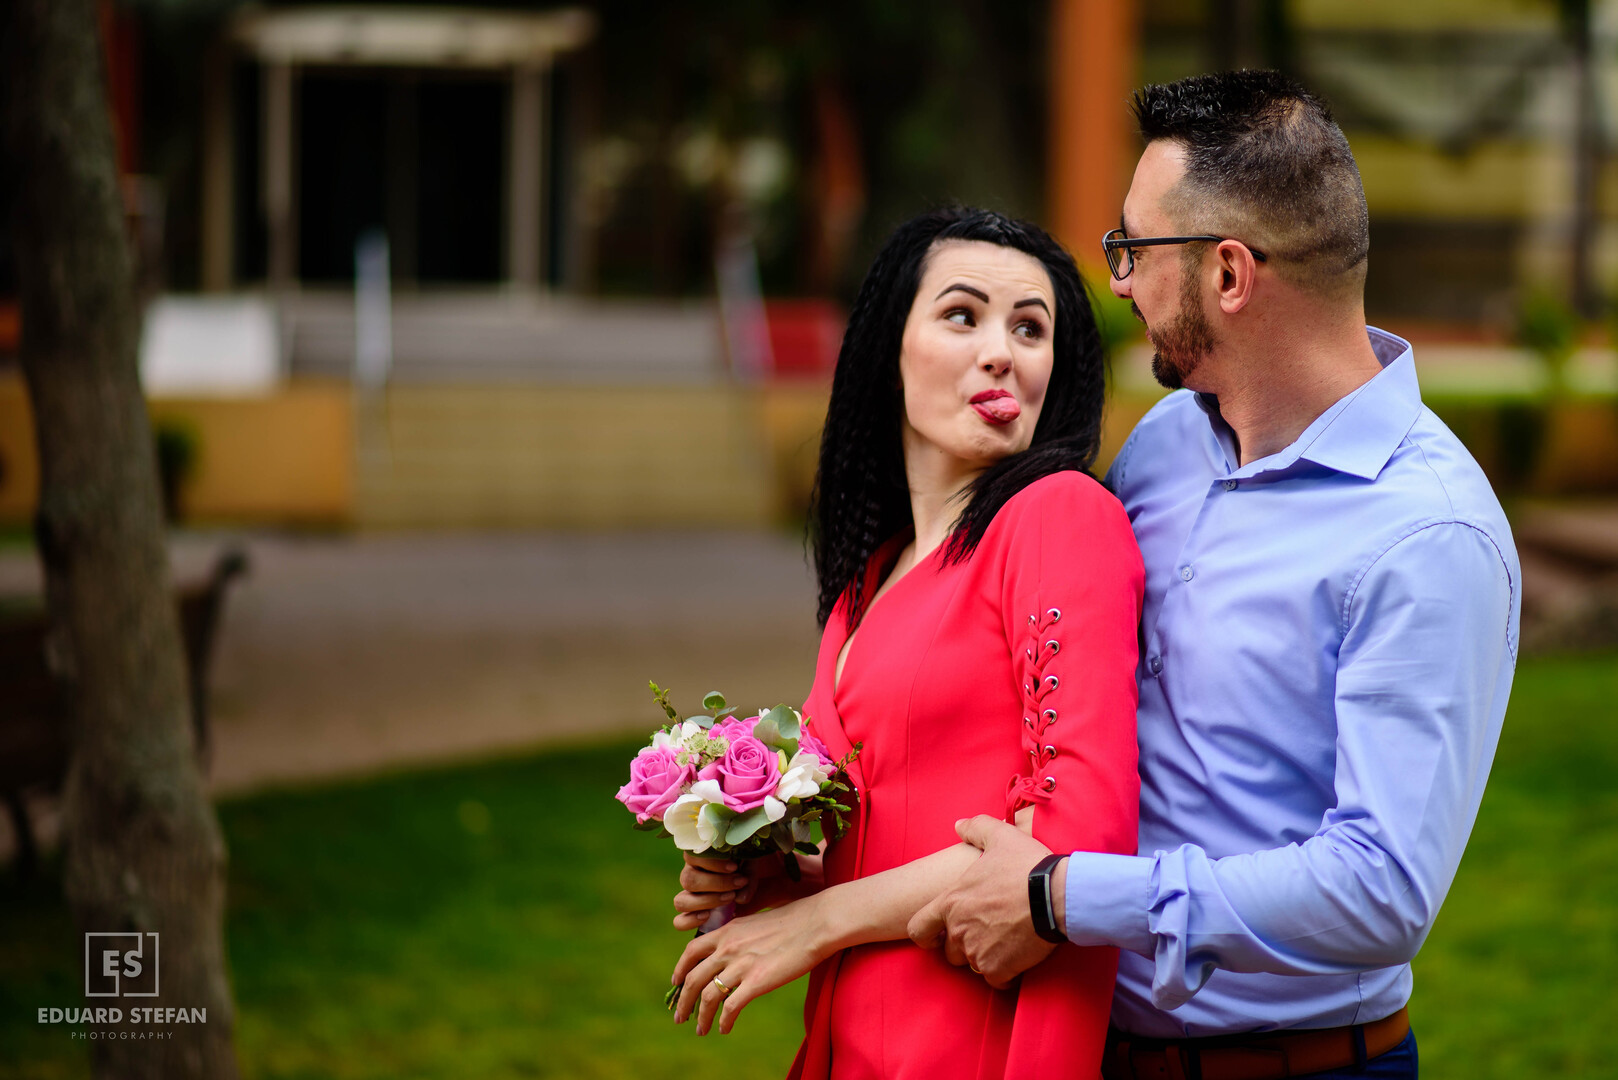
[672,853,762,932]
[672,849,827,930]
[670,895,836,1035]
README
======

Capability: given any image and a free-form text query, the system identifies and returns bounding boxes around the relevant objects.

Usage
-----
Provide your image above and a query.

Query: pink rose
[799,729,836,774]
[616,745,696,823]
[714,735,782,814]
[710,715,756,745]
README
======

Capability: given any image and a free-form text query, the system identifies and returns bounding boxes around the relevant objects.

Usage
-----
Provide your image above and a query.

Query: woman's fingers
[670,928,718,988]
[694,968,740,1035]
[673,888,735,914]
[683,853,738,874]
[680,863,750,894]
[715,979,758,1035]
[674,952,727,1024]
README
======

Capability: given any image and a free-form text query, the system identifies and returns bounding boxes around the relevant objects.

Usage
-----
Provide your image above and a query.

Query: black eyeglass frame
[1101,228,1267,281]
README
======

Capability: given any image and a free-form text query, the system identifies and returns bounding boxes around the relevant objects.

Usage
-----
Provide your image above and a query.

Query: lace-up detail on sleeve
[1007,605,1064,816]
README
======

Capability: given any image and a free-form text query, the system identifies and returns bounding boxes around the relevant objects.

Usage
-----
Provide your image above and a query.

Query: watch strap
[1028,852,1067,944]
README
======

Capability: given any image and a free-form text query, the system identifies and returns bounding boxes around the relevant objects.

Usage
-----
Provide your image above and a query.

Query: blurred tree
[0,2,239,1078]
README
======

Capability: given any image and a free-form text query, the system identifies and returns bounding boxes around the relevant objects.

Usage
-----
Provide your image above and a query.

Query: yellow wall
[353,384,779,529]
[12,371,1606,531]
[0,374,353,526]
[0,374,39,522]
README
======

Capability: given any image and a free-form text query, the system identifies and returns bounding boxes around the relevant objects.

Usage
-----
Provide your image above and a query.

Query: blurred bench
[0,548,248,871]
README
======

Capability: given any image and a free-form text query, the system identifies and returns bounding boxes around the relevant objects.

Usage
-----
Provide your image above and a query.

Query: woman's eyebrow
[1013,298,1050,314]
[934,283,990,303]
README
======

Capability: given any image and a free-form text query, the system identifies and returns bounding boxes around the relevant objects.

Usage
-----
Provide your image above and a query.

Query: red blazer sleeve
[992,472,1143,1077]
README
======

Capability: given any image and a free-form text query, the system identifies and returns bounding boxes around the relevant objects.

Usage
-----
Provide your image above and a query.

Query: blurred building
[1,0,1615,532]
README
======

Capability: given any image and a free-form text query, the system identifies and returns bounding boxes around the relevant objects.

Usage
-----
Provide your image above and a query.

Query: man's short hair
[1132,70,1369,296]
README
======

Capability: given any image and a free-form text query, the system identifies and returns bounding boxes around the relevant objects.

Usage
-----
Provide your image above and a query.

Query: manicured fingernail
[732,876,748,888]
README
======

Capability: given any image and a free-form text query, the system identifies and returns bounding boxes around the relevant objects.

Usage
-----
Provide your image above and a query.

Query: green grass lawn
[2,650,1615,1079]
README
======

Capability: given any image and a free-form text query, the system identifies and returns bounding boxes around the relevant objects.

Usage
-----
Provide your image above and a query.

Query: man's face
[1110,141,1219,391]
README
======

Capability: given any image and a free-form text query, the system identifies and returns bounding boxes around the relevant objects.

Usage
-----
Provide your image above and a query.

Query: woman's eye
[1014,320,1045,340]
[945,309,973,326]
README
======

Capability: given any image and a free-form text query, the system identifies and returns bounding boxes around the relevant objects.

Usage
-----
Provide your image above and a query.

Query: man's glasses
[1101,228,1267,281]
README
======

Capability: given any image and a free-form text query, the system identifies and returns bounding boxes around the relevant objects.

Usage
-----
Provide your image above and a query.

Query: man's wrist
[1027,854,1068,943]
[1052,856,1068,938]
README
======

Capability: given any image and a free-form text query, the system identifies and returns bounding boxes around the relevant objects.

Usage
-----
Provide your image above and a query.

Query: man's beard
[1142,263,1217,390]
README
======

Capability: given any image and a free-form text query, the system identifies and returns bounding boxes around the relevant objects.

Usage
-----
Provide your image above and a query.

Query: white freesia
[689,778,727,805]
[775,749,834,802]
[763,795,786,822]
[664,793,710,852]
[663,779,730,852]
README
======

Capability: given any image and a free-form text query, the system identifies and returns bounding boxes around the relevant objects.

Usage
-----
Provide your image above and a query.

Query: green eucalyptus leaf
[724,807,772,845]
[691,713,716,730]
[752,714,781,746]
[770,821,795,853]
[698,801,734,847]
[794,841,820,855]
[764,705,801,740]
[703,691,727,711]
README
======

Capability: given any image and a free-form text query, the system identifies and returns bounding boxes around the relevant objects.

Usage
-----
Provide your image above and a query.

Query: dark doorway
[297,69,505,285]
[298,71,387,283]
[416,76,505,284]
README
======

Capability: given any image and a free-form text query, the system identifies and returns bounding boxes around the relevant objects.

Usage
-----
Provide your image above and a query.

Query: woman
[669,207,1143,1079]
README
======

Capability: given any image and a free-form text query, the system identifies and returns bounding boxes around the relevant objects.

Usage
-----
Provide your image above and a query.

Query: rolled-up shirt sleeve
[1063,520,1516,1010]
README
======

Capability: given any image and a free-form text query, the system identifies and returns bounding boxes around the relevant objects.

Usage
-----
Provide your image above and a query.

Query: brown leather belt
[1102,1006,1410,1080]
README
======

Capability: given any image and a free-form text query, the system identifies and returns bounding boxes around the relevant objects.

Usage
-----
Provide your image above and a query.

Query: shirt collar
[1196,327,1421,481]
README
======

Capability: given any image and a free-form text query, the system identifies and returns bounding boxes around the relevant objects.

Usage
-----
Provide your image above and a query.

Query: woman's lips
[970,390,1021,425]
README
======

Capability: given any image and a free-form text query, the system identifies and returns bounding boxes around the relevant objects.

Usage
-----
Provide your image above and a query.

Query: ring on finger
[712,975,734,997]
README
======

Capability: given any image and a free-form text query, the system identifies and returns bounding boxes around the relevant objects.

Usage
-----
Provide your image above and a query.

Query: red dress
[788,471,1144,1080]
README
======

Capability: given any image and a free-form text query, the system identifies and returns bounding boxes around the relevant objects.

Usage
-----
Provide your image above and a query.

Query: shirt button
[1180,565,1194,582]
[1223,479,1237,491]
[1148,656,1163,676]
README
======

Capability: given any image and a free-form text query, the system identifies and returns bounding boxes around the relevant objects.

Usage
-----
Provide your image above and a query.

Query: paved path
[0,531,821,802]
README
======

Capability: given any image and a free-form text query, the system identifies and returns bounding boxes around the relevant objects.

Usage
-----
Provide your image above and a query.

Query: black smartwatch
[1028,853,1067,944]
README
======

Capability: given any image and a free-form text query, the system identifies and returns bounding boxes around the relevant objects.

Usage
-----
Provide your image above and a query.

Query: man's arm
[1061,521,1516,1008]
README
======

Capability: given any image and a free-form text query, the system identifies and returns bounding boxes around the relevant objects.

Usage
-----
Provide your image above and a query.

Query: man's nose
[1110,271,1131,300]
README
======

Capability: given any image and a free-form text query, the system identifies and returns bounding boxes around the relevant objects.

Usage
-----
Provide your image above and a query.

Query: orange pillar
[1049,0,1139,275]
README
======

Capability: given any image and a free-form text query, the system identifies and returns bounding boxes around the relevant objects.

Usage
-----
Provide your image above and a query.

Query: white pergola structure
[202,5,594,292]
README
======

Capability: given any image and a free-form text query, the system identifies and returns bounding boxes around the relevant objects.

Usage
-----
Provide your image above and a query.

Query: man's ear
[1215,240,1259,315]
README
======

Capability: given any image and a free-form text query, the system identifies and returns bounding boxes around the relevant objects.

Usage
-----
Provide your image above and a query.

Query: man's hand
[907,815,1062,987]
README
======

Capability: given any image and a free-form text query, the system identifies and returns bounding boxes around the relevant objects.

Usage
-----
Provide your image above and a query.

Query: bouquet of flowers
[615,683,858,898]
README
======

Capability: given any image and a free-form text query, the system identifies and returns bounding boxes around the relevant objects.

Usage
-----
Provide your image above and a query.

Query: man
[909,70,1519,1079]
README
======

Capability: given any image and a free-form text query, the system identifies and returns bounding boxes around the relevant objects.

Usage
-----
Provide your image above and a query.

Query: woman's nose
[981,349,1013,376]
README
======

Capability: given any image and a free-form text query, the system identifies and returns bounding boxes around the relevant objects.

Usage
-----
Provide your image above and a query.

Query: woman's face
[898,239,1056,478]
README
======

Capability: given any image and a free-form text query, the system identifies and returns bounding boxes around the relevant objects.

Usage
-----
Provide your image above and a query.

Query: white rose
[774,750,833,802]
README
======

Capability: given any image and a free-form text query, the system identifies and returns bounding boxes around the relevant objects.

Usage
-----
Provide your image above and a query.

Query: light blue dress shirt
[1067,328,1520,1036]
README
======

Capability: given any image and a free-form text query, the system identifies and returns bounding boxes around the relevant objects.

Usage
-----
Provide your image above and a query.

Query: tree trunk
[0,2,240,1077]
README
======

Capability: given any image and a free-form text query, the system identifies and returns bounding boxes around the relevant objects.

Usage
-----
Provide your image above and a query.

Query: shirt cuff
[1064,851,1155,956]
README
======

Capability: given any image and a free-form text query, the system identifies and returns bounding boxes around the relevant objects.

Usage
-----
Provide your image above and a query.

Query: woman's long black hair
[811,206,1106,629]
